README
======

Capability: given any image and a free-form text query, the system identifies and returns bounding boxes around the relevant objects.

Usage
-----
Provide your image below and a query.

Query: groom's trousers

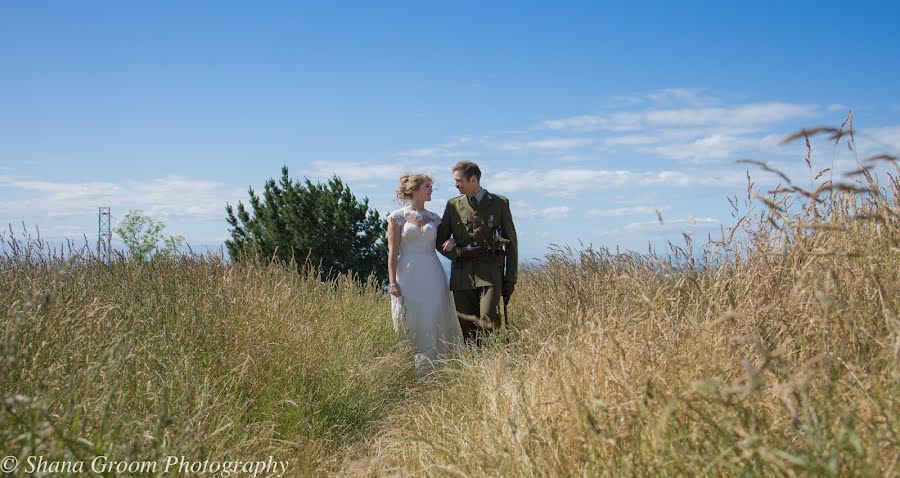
[453,286,502,346]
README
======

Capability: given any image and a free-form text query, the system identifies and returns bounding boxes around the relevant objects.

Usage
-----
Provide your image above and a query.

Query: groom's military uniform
[436,189,518,344]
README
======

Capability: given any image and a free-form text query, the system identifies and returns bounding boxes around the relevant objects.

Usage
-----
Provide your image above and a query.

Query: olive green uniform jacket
[435,190,518,290]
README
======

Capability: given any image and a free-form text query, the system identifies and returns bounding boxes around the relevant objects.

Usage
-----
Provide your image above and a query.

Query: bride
[387,173,463,380]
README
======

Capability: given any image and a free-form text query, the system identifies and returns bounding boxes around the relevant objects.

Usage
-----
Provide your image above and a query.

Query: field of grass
[3,142,898,476]
[1,246,414,475]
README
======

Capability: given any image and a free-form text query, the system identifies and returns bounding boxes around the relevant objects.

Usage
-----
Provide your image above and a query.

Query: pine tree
[225,166,388,281]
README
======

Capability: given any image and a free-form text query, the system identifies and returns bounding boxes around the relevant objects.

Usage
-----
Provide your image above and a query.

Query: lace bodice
[390,207,442,255]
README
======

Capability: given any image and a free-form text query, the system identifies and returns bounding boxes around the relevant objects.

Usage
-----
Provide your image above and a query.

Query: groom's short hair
[452,161,481,181]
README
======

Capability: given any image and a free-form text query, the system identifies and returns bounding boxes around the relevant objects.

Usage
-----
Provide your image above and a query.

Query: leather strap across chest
[462,207,497,248]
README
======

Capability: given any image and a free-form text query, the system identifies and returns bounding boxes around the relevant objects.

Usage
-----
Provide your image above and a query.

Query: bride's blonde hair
[395,173,434,202]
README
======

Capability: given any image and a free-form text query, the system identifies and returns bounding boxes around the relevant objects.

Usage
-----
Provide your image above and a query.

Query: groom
[436,161,518,346]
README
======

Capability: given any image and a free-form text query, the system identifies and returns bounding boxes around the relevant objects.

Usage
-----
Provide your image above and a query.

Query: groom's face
[453,171,478,196]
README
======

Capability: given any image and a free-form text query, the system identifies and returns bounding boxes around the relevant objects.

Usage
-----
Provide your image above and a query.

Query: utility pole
[98,207,111,263]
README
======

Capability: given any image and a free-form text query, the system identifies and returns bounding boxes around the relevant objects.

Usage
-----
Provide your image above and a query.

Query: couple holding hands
[387,161,518,379]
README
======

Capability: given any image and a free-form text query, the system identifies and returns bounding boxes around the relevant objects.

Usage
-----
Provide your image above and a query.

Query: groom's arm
[500,198,518,285]
[436,202,458,261]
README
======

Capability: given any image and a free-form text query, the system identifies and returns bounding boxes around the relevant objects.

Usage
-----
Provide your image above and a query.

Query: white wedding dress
[389,206,463,379]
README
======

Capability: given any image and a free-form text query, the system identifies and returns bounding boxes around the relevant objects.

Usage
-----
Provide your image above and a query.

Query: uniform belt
[455,245,504,262]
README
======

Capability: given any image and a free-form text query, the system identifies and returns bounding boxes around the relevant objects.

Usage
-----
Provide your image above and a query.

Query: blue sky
[2,1,898,262]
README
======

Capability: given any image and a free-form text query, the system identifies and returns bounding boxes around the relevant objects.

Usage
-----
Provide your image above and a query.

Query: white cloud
[646,88,719,106]
[399,148,444,158]
[599,216,721,236]
[622,216,719,232]
[541,115,600,131]
[865,126,900,154]
[604,134,660,146]
[0,176,122,201]
[489,137,594,152]
[543,101,819,133]
[542,112,643,132]
[586,205,671,218]
[396,147,478,158]
[0,175,244,235]
[649,102,817,128]
[552,154,595,162]
[399,94,827,174]
[649,134,751,162]
[611,88,720,108]
[542,206,572,217]
[306,160,411,182]
[489,168,747,195]
[605,127,762,148]
[612,114,817,164]
[512,201,572,219]
[396,136,478,158]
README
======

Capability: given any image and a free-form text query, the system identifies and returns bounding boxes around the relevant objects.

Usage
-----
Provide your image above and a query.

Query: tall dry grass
[334,139,899,476]
[1,239,416,475]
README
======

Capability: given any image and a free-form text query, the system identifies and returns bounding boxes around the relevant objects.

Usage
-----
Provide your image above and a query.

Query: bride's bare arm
[387,217,402,297]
